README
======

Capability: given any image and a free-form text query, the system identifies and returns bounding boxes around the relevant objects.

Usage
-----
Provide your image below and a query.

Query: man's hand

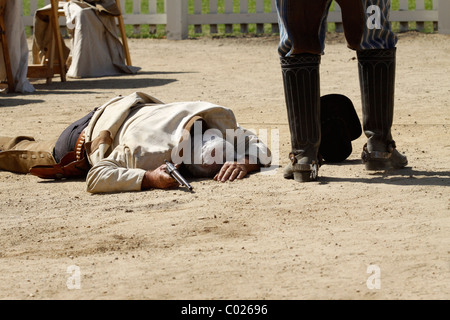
[142,164,180,190]
[214,158,260,183]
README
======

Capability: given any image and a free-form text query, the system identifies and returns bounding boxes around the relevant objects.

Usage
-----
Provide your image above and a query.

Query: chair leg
[0,5,14,93]
[50,0,66,82]
[115,0,132,66]
[27,0,67,84]
[45,33,55,84]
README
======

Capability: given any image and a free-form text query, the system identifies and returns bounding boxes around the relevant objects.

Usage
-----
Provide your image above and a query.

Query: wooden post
[271,0,278,34]
[193,0,202,34]
[415,0,425,32]
[148,0,157,35]
[240,0,249,34]
[132,0,140,36]
[225,0,233,34]
[209,0,218,34]
[256,0,264,34]
[399,0,409,32]
[433,0,439,31]
[334,2,343,33]
[438,0,450,34]
[166,0,188,40]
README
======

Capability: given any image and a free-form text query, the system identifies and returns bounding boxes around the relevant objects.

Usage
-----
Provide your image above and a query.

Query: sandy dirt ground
[0,32,449,300]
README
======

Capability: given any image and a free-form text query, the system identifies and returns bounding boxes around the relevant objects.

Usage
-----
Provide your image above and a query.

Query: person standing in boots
[276,0,408,182]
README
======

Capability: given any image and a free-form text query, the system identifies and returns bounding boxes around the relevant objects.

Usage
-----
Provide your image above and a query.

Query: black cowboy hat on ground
[319,94,362,163]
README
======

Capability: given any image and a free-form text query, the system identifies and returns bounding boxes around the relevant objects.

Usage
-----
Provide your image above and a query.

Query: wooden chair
[27,0,67,84]
[0,0,15,92]
[27,0,131,84]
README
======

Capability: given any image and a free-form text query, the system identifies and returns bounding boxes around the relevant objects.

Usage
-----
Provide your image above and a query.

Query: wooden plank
[389,10,438,22]
[122,14,167,25]
[194,0,202,34]
[439,0,450,34]
[334,1,343,33]
[149,0,157,13]
[240,0,248,33]
[433,0,439,10]
[148,0,158,34]
[225,0,233,34]
[416,0,426,10]
[433,0,439,31]
[191,9,447,25]
[30,0,37,15]
[321,11,341,23]
[27,65,55,79]
[210,0,218,34]
[27,63,63,78]
[416,0,425,31]
[188,12,278,25]
[29,0,38,34]
[120,0,125,15]
[256,0,264,33]
[132,0,141,35]
[133,0,141,12]
[399,0,409,32]
[270,0,278,33]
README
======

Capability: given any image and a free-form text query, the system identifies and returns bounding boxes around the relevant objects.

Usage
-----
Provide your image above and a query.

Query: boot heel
[293,171,313,182]
[292,162,319,182]
[365,159,389,171]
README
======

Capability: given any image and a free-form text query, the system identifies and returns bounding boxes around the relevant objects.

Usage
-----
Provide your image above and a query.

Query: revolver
[164,160,193,191]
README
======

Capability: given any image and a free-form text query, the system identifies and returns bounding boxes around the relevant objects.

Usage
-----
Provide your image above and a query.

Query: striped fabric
[276,0,398,56]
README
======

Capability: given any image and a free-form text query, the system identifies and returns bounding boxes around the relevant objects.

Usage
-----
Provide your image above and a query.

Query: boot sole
[365,159,390,171]
[365,159,408,171]
[362,146,408,171]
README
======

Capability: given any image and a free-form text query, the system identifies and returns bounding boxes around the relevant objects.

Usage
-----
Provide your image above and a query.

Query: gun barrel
[164,160,193,191]
[172,170,193,191]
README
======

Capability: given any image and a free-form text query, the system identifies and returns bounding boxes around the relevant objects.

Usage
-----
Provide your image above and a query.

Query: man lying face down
[140,118,266,191]
[0,92,271,193]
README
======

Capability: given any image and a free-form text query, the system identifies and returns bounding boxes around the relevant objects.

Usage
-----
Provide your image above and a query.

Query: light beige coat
[85,92,271,193]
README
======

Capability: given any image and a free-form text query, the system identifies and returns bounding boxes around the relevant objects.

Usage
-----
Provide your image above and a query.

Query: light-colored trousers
[0,136,56,173]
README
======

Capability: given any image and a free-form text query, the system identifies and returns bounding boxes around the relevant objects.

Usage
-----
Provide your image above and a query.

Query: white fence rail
[21,0,450,39]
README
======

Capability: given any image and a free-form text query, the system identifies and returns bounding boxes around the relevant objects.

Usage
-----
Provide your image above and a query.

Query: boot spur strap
[361,144,393,162]
[289,153,297,164]
[361,150,392,162]
[289,153,319,177]
[360,143,408,171]
[291,161,319,182]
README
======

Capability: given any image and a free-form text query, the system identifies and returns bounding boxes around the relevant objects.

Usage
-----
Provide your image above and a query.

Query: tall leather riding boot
[280,54,321,182]
[357,48,408,170]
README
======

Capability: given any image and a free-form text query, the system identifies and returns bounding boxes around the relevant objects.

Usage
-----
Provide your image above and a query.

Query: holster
[29,130,91,180]
[29,151,90,180]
